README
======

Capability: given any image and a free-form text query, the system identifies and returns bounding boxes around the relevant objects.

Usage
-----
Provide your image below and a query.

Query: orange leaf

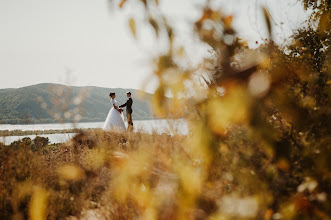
[223,15,233,27]
[119,0,126,8]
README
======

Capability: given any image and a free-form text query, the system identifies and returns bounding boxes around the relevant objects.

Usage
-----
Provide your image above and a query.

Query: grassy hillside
[0,83,153,124]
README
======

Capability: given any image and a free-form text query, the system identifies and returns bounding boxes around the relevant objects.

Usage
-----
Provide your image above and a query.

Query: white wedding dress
[103,99,126,131]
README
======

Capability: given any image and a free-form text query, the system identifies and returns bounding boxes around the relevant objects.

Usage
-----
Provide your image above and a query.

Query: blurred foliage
[1,0,331,219]
[106,0,330,219]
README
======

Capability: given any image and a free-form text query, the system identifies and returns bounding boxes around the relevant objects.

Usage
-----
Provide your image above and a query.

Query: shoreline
[0,128,96,137]
[0,117,183,126]
[0,119,188,137]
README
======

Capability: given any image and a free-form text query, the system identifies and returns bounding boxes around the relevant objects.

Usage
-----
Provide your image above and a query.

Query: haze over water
[0,119,189,145]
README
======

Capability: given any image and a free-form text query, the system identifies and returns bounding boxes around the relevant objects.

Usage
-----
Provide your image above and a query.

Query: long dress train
[103,99,126,131]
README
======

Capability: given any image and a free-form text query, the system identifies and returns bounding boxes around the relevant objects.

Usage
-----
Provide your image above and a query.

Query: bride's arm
[112,104,122,112]
[110,99,119,111]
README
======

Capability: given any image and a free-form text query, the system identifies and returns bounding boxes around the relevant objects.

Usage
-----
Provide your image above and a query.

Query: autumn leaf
[119,0,126,8]
[149,16,159,37]
[223,15,233,28]
[129,17,137,39]
[29,187,49,220]
[57,164,86,181]
[263,8,272,38]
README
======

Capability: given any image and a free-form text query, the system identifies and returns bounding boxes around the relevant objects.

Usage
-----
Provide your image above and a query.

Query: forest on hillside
[0,83,153,124]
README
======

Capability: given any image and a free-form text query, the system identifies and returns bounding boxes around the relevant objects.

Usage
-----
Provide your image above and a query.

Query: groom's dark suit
[120,97,133,131]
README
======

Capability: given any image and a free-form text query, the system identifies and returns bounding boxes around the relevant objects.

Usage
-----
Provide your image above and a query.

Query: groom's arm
[119,101,127,108]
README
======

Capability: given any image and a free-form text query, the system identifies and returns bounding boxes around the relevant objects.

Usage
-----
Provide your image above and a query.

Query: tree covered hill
[0,83,153,124]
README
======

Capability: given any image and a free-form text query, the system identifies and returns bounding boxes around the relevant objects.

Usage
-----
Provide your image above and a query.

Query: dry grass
[1,123,330,219]
[0,130,197,219]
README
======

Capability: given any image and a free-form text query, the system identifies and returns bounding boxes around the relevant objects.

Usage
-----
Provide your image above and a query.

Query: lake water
[0,119,188,145]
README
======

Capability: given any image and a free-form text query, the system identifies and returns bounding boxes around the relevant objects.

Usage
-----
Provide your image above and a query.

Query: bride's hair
[109,92,115,98]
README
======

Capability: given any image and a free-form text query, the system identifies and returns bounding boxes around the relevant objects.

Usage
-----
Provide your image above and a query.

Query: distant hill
[0,83,154,124]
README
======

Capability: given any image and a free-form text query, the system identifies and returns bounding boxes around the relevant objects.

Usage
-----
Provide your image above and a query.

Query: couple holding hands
[103,91,133,131]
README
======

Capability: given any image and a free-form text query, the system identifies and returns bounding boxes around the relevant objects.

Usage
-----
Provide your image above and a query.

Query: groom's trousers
[127,112,133,131]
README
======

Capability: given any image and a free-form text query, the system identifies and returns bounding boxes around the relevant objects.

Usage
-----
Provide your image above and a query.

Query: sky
[0,0,310,92]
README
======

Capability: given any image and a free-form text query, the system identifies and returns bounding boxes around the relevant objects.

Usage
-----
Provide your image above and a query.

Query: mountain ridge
[0,83,154,124]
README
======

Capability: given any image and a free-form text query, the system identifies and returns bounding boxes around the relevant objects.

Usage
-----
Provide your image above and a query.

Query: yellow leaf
[207,88,250,135]
[29,187,49,220]
[57,164,85,181]
[129,18,137,39]
[177,164,202,196]
[177,46,185,57]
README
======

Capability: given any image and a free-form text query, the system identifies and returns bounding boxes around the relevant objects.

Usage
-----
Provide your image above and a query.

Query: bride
[103,92,126,131]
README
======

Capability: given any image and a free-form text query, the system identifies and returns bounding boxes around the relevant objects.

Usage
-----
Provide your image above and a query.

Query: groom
[120,91,133,131]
